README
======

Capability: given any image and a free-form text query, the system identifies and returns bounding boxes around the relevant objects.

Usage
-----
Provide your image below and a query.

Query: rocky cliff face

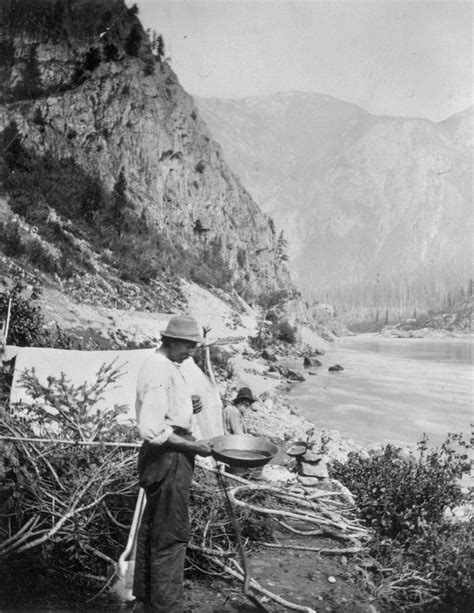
[196,93,472,311]
[0,0,290,301]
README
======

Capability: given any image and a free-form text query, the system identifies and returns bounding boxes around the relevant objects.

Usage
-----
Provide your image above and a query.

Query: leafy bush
[250,300,298,348]
[404,522,473,611]
[330,436,466,542]
[24,237,60,274]
[190,238,233,289]
[0,218,24,257]
[236,248,246,268]
[330,435,472,611]
[0,279,46,347]
[274,319,297,344]
[0,278,77,349]
[255,289,290,311]
[83,47,101,72]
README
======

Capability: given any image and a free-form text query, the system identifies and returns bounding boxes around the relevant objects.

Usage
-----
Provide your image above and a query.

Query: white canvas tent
[3,345,224,440]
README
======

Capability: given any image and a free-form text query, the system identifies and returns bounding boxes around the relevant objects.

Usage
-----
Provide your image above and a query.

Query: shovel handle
[118,488,146,576]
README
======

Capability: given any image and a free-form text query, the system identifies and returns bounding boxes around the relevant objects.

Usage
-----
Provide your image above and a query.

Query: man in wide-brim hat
[133,314,212,612]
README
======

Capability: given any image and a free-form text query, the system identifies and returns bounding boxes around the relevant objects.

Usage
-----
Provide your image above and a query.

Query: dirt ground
[0,533,376,613]
[178,531,376,613]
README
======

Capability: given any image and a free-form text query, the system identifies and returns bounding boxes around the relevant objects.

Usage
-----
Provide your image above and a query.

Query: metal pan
[209,434,279,468]
[286,443,307,457]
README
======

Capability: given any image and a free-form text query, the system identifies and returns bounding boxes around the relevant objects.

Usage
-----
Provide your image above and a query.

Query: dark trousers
[133,443,194,613]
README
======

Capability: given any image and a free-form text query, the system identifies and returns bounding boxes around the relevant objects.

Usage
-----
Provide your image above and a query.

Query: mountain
[0,0,290,314]
[195,93,473,315]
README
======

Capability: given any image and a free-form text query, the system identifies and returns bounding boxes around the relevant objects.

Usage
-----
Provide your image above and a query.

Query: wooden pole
[1,296,12,359]
[0,435,141,448]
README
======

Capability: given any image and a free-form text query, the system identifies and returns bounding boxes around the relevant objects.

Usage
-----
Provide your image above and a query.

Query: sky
[131,0,473,122]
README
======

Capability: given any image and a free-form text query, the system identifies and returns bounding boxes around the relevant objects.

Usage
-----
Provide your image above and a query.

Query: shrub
[330,435,471,611]
[32,107,45,126]
[255,289,290,311]
[330,436,466,542]
[275,319,297,344]
[143,59,154,76]
[24,237,60,274]
[0,279,46,346]
[0,278,75,348]
[237,248,246,268]
[0,218,24,257]
[1,121,29,170]
[190,238,233,289]
[113,237,160,283]
[83,47,101,72]
[103,42,119,62]
[405,522,473,611]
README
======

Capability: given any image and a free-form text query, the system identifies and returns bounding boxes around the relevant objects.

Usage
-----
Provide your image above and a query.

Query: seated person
[223,386,255,434]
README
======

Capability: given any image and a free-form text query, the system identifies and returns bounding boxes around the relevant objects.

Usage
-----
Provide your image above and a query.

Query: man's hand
[166,433,213,457]
[190,439,213,457]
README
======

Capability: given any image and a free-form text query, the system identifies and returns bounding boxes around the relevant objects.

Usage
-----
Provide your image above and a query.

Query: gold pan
[209,434,279,468]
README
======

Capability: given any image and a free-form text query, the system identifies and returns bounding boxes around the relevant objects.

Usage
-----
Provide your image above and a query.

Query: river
[287,334,473,449]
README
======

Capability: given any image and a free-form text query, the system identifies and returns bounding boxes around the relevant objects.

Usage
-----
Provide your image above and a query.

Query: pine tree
[276,231,289,262]
[125,25,141,57]
[111,169,129,237]
[1,121,28,170]
[15,44,42,99]
[157,34,165,61]
[81,176,103,224]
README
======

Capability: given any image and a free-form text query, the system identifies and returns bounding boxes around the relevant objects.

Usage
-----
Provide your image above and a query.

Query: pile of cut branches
[187,468,370,612]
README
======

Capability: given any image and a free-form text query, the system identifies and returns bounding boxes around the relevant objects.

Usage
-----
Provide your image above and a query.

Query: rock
[286,368,305,381]
[303,449,324,462]
[274,365,305,381]
[300,460,329,479]
[328,364,344,372]
[262,349,277,362]
[303,356,322,367]
[264,371,281,379]
[261,465,297,482]
[298,476,321,487]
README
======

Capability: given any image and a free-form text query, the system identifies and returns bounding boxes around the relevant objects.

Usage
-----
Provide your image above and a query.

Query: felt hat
[160,315,205,344]
[233,387,255,405]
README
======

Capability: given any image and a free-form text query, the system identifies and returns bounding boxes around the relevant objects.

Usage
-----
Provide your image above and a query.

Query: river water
[287,334,473,449]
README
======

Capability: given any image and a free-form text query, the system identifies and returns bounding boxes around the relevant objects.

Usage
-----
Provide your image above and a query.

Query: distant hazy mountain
[196,93,473,311]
